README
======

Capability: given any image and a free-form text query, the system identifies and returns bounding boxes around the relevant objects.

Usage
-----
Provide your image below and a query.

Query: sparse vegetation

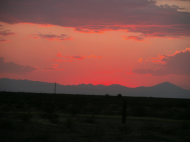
[64,117,74,129]
[0,119,14,130]
[118,124,132,135]
[19,112,33,122]
[0,91,190,142]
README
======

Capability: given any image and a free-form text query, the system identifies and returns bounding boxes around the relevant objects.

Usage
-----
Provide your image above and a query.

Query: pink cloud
[27,34,39,39]
[56,52,103,60]
[138,58,143,62]
[56,53,85,60]
[132,48,190,76]
[92,71,114,73]
[126,70,135,75]
[56,52,62,57]
[64,60,73,62]
[91,70,122,73]
[87,55,103,58]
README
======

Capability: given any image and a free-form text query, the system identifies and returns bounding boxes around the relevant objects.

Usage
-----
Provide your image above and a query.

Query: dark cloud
[56,52,85,60]
[38,34,65,38]
[72,56,85,60]
[0,38,8,42]
[122,35,145,41]
[0,30,15,36]
[44,67,56,71]
[0,57,37,74]
[0,0,190,38]
[132,49,190,76]
[28,34,73,41]
[38,34,72,41]
[44,64,64,71]
[52,59,63,62]
[126,25,190,38]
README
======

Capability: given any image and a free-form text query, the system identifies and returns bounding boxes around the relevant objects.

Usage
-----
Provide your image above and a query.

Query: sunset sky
[0,0,190,90]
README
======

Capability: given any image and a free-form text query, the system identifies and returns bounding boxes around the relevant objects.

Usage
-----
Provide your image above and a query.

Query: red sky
[0,0,190,90]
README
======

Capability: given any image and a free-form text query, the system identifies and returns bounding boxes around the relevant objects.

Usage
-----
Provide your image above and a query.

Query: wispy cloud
[122,35,145,41]
[44,64,65,71]
[0,38,9,42]
[91,70,122,73]
[28,33,73,41]
[38,34,73,41]
[0,30,15,36]
[56,52,103,60]
[51,59,63,62]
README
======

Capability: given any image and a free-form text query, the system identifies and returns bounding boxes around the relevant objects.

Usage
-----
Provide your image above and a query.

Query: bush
[105,94,109,97]
[83,115,95,123]
[180,121,190,130]
[117,94,122,98]
[118,124,132,135]
[64,117,74,129]
[48,113,59,124]
[87,125,104,141]
[66,104,78,116]
[19,113,33,122]
[0,119,14,130]
[43,105,54,114]
[130,106,146,117]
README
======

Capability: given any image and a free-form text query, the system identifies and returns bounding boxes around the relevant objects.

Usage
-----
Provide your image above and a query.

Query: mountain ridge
[0,78,189,98]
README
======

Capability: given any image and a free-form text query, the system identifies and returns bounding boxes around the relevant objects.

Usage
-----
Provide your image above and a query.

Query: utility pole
[52,82,56,113]
[54,82,56,94]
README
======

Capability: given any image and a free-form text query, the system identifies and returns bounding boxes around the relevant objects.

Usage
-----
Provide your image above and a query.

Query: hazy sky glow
[0,0,190,90]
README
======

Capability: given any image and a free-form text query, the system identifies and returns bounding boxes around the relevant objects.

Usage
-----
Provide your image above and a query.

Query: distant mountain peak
[0,78,189,98]
[155,81,178,87]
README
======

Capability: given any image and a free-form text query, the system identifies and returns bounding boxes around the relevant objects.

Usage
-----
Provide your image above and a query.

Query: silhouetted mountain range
[0,78,190,98]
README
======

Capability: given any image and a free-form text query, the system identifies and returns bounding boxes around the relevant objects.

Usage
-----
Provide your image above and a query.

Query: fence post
[122,100,126,124]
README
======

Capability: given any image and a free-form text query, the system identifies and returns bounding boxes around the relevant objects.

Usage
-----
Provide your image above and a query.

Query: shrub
[117,94,122,98]
[118,124,132,135]
[0,111,5,117]
[67,104,78,116]
[180,121,190,130]
[130,106,146,117]
[0,119,14,130]
[83,115,95,123]
[43,105,54,114]
[64,117,74,129]
[105,94,109,97]
[87,125,104,141]
[48,114,59,124]
[19,113,33,122]
[41,113,49,119]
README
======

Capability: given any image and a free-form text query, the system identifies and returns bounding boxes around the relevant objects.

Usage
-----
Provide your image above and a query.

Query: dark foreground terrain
[0,92,190,142]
